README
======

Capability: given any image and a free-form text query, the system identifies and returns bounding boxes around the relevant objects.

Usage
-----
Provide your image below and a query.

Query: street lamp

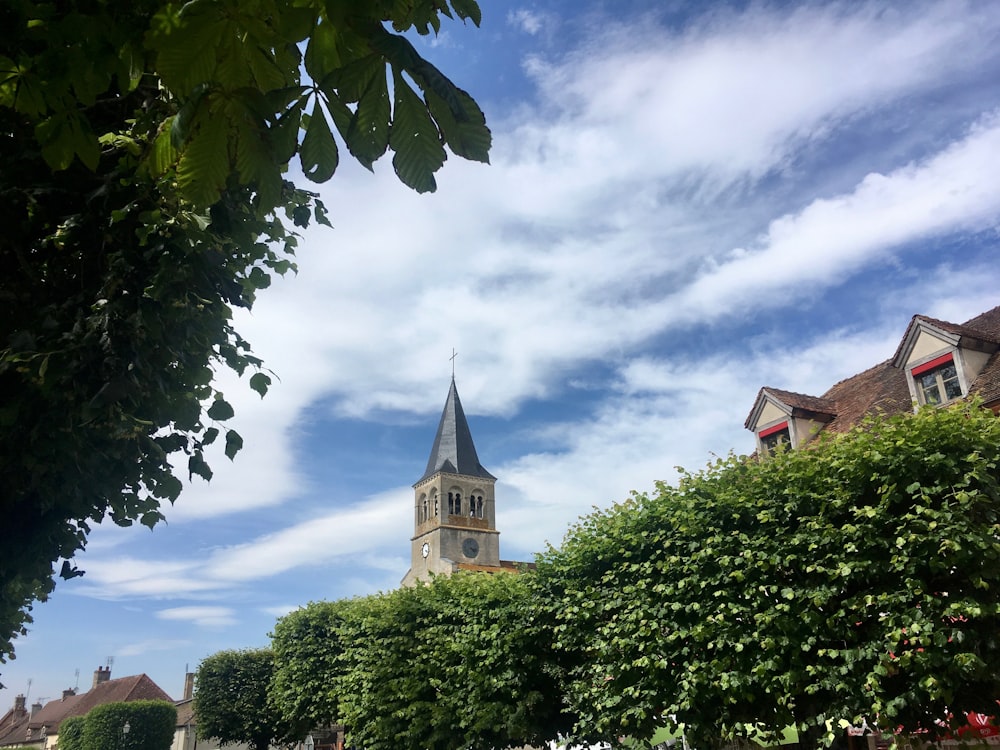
[122,720,130,748]
[305,735,315,750]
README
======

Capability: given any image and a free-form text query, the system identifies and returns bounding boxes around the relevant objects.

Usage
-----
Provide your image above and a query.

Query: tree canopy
[271,571,574,750]
[196,648,296,750]
[534,402,1000,748]
[0,0,489,673]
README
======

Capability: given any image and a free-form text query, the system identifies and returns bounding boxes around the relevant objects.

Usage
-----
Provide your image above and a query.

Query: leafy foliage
[535,402,1000,748]
[271,572,574,750]
[270,598,357,733]
[267,405,1000,750]
[0,0,488,676]
[57,715,85,750]
[196,648,297,750]
[79,700,176,750]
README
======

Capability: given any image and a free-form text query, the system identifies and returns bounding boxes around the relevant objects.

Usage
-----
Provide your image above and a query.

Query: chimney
[183,672,195,701]
[13,695,26,716]
[92,666,111,688]
[62,689,75,701]
[30,701,42,717]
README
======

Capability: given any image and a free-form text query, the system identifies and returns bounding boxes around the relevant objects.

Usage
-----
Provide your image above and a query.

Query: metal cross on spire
[450,348,458,378]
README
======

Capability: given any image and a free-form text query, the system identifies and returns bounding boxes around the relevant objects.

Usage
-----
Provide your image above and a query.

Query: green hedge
[78,700,176,750]
[57,715,85,750]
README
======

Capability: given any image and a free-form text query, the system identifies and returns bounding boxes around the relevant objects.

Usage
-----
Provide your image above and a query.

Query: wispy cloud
[157,607,238,628]
[119,639,191,658]
[508,9,546,35]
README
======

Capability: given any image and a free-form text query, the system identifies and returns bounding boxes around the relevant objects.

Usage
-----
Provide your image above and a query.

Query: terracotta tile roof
[0,674,172,747]
[970,351,1000,407]
[745,387,839,430]
[938,306,1000,341]
[747,305,1000,440]
[455,559,535,574]
[817,359,914,435]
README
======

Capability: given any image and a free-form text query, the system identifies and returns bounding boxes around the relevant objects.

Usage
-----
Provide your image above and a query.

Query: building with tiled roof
[0,667,171,749]
[745,305,1000,452]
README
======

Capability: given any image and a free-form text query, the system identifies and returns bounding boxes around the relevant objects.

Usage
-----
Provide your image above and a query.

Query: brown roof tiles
[0,674,172,747]
[748,305,1000,440]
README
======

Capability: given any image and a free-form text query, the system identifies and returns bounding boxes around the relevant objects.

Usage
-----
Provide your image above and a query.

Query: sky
[4,0,1000,710]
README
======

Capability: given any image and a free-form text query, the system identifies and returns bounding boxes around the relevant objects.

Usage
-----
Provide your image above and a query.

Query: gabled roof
[891,307,1000,368]
[0,674,172,747]
[746,305,1000,441]
[416,378,496,484]
[744,387,837,430]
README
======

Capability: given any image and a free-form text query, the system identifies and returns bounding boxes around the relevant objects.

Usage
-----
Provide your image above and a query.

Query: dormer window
[911,353,962,406]
[759,421,790,453]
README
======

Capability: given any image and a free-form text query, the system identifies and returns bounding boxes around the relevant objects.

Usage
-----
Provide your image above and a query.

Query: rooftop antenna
[106,656,114,670]
[25,678,32,700]
[74,669,80,691]
[450,348,458,379]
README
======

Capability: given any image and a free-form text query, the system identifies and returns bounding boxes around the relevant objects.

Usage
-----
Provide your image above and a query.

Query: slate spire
[419,378,496,483]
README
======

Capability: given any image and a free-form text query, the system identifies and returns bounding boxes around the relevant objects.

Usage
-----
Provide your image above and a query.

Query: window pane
[918,371,942,405]
[942,365,962,400]
[761,428,790,453]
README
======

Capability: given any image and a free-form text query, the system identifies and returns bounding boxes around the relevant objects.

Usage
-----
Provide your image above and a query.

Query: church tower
[402,378,500,586]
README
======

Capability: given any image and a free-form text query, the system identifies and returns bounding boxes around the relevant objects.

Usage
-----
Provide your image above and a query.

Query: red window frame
[911,352,954,377]
[758,421,789,438]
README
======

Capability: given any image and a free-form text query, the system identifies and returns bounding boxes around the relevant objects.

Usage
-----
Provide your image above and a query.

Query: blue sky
[4,0,1000,708]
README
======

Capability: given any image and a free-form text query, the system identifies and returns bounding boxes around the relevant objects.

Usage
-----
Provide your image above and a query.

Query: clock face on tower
[421,542,430,558]
[462,538,480,559]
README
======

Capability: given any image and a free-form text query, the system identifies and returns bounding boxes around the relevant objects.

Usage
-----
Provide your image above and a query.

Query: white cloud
[157,607,238,628]
[204,490,412,581]
[118,639,191,658]
[508,9,546,35]
[670,111,1000,319]
[515,0,1000,188]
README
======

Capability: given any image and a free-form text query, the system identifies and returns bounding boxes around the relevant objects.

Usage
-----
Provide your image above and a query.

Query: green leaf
[303,19,343,82]
[299,101,339,182]
[152,7,225,95]
[249,372,271,398]
[188,453,214,482]
[177,105,231,207]
[426,87,491,164]
[449,0,482,25]
[269,100,304,164]
[389,71,444,193]
[207,398,235,421]
[343,68,390,169]
[225,429,243,460]
[148,117,179,177]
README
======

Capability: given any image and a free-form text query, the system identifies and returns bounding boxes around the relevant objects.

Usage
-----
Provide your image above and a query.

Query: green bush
[80,700,176,750]
[57,715,85,750]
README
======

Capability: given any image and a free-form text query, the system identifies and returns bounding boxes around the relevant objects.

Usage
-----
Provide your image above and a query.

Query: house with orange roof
[745,305,1000,453]
[0,667,171,749]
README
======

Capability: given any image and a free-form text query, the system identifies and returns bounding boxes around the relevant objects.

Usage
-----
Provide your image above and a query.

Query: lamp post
[122,719,130,749]
[305,735,315,750]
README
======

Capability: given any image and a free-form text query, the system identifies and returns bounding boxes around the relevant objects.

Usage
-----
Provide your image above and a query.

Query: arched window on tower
[448,491,462,516]
[471,494,484,518]
[420,494,428,523]
[430,490,439,518]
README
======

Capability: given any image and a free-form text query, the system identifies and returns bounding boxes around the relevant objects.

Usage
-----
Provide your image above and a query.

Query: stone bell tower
[402,378,500,586]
